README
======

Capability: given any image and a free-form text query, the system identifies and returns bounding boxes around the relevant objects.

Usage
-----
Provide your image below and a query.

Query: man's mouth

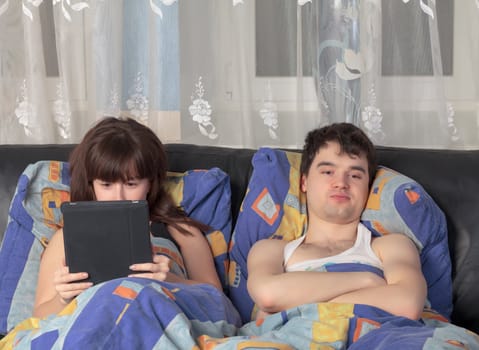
[330,193,350,202]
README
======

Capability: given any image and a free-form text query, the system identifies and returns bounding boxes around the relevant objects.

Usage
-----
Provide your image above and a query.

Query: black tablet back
[61,200,152,284]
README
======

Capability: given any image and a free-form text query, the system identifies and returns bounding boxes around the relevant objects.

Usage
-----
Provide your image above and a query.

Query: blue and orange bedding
[1,277,478,349]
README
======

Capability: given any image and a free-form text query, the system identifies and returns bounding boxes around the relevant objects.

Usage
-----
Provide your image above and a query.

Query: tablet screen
[61,200,152,284]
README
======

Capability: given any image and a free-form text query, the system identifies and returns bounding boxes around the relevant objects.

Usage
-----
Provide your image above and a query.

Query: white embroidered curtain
[1,0,478,149]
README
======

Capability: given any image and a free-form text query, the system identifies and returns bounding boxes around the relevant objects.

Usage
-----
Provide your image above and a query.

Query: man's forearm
[329,280,426,320]
[248,270,384,313]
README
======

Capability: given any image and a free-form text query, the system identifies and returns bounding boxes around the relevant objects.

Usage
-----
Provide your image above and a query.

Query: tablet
[61,200,152,284]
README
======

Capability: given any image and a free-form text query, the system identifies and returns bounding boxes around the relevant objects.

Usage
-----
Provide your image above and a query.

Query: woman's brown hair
[68,116,208,234]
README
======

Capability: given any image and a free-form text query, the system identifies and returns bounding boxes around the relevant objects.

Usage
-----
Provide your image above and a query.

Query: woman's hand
[53,266,93,305]
[129,254,170,281]
[255,309,273,320]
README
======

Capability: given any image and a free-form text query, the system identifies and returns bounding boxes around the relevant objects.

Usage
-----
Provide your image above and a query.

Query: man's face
[301,141,370,225]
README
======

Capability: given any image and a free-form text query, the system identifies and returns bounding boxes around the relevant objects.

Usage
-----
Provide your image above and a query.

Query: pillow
[228,148,307,323]
[0,161,70,336]
[361,166,451,318]
[0,161,231,335]
[164,169,232,289]
[228,147,451,323]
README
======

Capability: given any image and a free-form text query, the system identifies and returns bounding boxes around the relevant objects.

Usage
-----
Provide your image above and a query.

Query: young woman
[33,117,221,318]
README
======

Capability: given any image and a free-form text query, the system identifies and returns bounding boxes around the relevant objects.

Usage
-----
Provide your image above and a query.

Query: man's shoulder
[371,233,419,258]
[372,232,414,244]
[253,237,289,248]
[249,237,289,256]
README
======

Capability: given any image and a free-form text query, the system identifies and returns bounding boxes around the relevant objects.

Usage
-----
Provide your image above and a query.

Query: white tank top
[284,223,383,272]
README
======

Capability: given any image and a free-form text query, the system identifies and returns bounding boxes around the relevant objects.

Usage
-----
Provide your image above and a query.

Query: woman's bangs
[89,152,140,182]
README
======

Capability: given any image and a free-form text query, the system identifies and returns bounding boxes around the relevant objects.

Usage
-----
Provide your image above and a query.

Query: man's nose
[333,173,349,188]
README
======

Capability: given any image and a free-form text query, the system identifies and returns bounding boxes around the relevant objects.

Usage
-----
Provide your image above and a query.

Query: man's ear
[300,174,307,193]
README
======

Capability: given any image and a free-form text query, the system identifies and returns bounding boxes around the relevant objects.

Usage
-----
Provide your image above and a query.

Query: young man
[247,123,427,320]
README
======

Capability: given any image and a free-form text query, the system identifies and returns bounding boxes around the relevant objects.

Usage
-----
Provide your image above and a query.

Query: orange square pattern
[252,188,280,226]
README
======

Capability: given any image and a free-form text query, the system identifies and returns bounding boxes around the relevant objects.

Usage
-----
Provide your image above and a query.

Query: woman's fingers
[57,283,91,304]
[54,266,92,304]
[129,254,170,281]
[153,254,170,264]
[54,266,89,283]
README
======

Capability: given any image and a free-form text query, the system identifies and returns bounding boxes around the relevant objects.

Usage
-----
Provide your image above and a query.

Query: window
[39,1,88,104]
[255,0,454,78]
[39,1,59,77]
[252,0,478,126]
[255,0,312,77]
[381,0,453,76]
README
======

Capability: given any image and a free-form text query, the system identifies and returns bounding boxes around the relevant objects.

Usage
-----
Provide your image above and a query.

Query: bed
[1,146,478,349]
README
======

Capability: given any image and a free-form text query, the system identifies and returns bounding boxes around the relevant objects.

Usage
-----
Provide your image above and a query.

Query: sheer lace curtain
[1,0,478,149]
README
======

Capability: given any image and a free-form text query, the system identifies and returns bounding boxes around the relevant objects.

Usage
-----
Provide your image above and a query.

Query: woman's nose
[113,184,126,200]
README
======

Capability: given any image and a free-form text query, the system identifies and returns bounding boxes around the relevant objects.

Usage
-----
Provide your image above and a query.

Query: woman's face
[92,178,150,201]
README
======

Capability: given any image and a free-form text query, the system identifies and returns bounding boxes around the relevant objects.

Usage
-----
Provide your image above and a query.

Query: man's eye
[351,174,362,179]
[321,170,333,175]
